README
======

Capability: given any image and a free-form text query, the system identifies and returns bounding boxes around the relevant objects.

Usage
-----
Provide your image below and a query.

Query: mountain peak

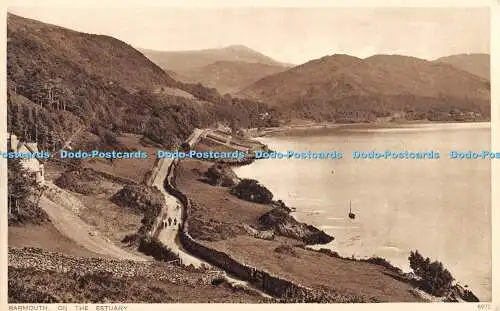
[140,44,288,72]
[224,44,253,51]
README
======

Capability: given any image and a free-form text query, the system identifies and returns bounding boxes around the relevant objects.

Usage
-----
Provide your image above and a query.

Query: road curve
[151,129,273,298]
[152,157,207,267]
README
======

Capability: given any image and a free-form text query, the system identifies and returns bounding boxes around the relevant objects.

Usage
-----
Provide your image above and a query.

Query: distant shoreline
[250,120,490,137]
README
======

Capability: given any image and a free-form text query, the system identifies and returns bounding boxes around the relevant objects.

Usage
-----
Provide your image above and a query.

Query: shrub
[230,179,273,204]
[408,250,454,296]
[8,158,48,225]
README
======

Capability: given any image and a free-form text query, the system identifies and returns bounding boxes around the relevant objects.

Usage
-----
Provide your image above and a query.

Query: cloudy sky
[8,7,490,64]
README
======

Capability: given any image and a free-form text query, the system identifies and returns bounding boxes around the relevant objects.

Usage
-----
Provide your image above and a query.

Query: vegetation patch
[259,207,334,245]
[111,184,164,238]
[8,158,49,226]
[54,167,102,195]
[274,245,299,258]
[231,179,273,204]
[204,162,241,187]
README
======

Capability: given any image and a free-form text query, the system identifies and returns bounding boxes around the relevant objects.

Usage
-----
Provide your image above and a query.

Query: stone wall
[8,247,222,286]
[165,159,365,303]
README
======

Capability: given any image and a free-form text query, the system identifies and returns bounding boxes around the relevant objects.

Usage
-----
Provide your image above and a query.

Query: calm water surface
[235,122,492,301]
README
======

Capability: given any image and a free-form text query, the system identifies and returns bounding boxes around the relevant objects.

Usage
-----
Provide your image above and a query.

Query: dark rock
[211,278,225,286]
[448,284,480,302]
[231,179,273,204]
[271,200,292,213]
[259,207,334,245]
[317,248,341,258]
[205,163,241,187]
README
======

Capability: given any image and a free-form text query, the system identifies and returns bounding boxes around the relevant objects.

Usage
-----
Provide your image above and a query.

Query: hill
[435,53,490,80]
[7,14,280,150]
[239,54,490,122]
[176,60,289,94]
[140,45,289,72]
[140,45,291,95]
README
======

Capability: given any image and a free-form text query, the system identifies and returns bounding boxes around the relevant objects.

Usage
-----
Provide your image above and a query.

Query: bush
[230,179,273,204]
[8,158,48,225]
[54,168,101,195]
[204,163,240,187]
[111,184,164,235]
[408,250,454,296]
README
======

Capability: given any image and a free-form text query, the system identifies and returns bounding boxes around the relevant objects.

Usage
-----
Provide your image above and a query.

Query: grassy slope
[176,159,422,302]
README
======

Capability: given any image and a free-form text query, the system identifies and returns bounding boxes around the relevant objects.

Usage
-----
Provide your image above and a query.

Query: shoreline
[227,130,485,301]
[249,120,491,138]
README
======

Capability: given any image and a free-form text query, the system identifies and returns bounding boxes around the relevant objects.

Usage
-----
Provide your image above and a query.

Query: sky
[8,7,490,64]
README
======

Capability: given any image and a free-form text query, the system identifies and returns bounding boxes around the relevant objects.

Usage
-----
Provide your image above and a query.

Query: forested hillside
[240,54,490,123]
[7,13,280,150]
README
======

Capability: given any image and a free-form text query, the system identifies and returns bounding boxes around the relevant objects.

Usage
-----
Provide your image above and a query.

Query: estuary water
[235,122,492,301]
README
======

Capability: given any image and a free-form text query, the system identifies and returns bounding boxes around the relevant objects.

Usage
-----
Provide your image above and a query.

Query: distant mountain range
[239,54,490,122]
[141,44,490,122]
[173,60,289,94]
[140,45,291,71]
[7,11,490,142]
[140,45,292,94]
[435,53,490,80]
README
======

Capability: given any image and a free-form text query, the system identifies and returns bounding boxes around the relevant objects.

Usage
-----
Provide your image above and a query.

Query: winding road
[149,129,272,298]
[151,156,206,267]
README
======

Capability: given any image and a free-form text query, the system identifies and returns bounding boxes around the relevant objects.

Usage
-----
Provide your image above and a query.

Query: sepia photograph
[1,2,496,308]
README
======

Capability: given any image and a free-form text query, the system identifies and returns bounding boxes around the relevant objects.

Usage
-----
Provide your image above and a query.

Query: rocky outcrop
[445,285,480,302]
[259,207,334,245]
[231,179,273,204]
[204,162,241,187]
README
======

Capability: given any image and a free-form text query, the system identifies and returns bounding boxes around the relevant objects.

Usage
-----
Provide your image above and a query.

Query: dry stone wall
[166,159,366,303]
[8,247,222,286]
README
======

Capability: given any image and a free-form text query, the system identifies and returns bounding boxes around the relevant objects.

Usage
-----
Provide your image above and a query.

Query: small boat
[348,200,356,219]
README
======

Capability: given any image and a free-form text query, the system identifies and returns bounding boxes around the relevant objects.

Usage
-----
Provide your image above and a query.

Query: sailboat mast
[349,200,352,213]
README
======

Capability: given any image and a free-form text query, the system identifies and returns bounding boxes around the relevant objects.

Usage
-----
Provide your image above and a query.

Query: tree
[7,158,48,225]
[408,250,454,296]
[230,179,274,204]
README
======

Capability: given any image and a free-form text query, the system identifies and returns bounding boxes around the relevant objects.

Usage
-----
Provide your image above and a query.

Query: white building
[7,133,45,183]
